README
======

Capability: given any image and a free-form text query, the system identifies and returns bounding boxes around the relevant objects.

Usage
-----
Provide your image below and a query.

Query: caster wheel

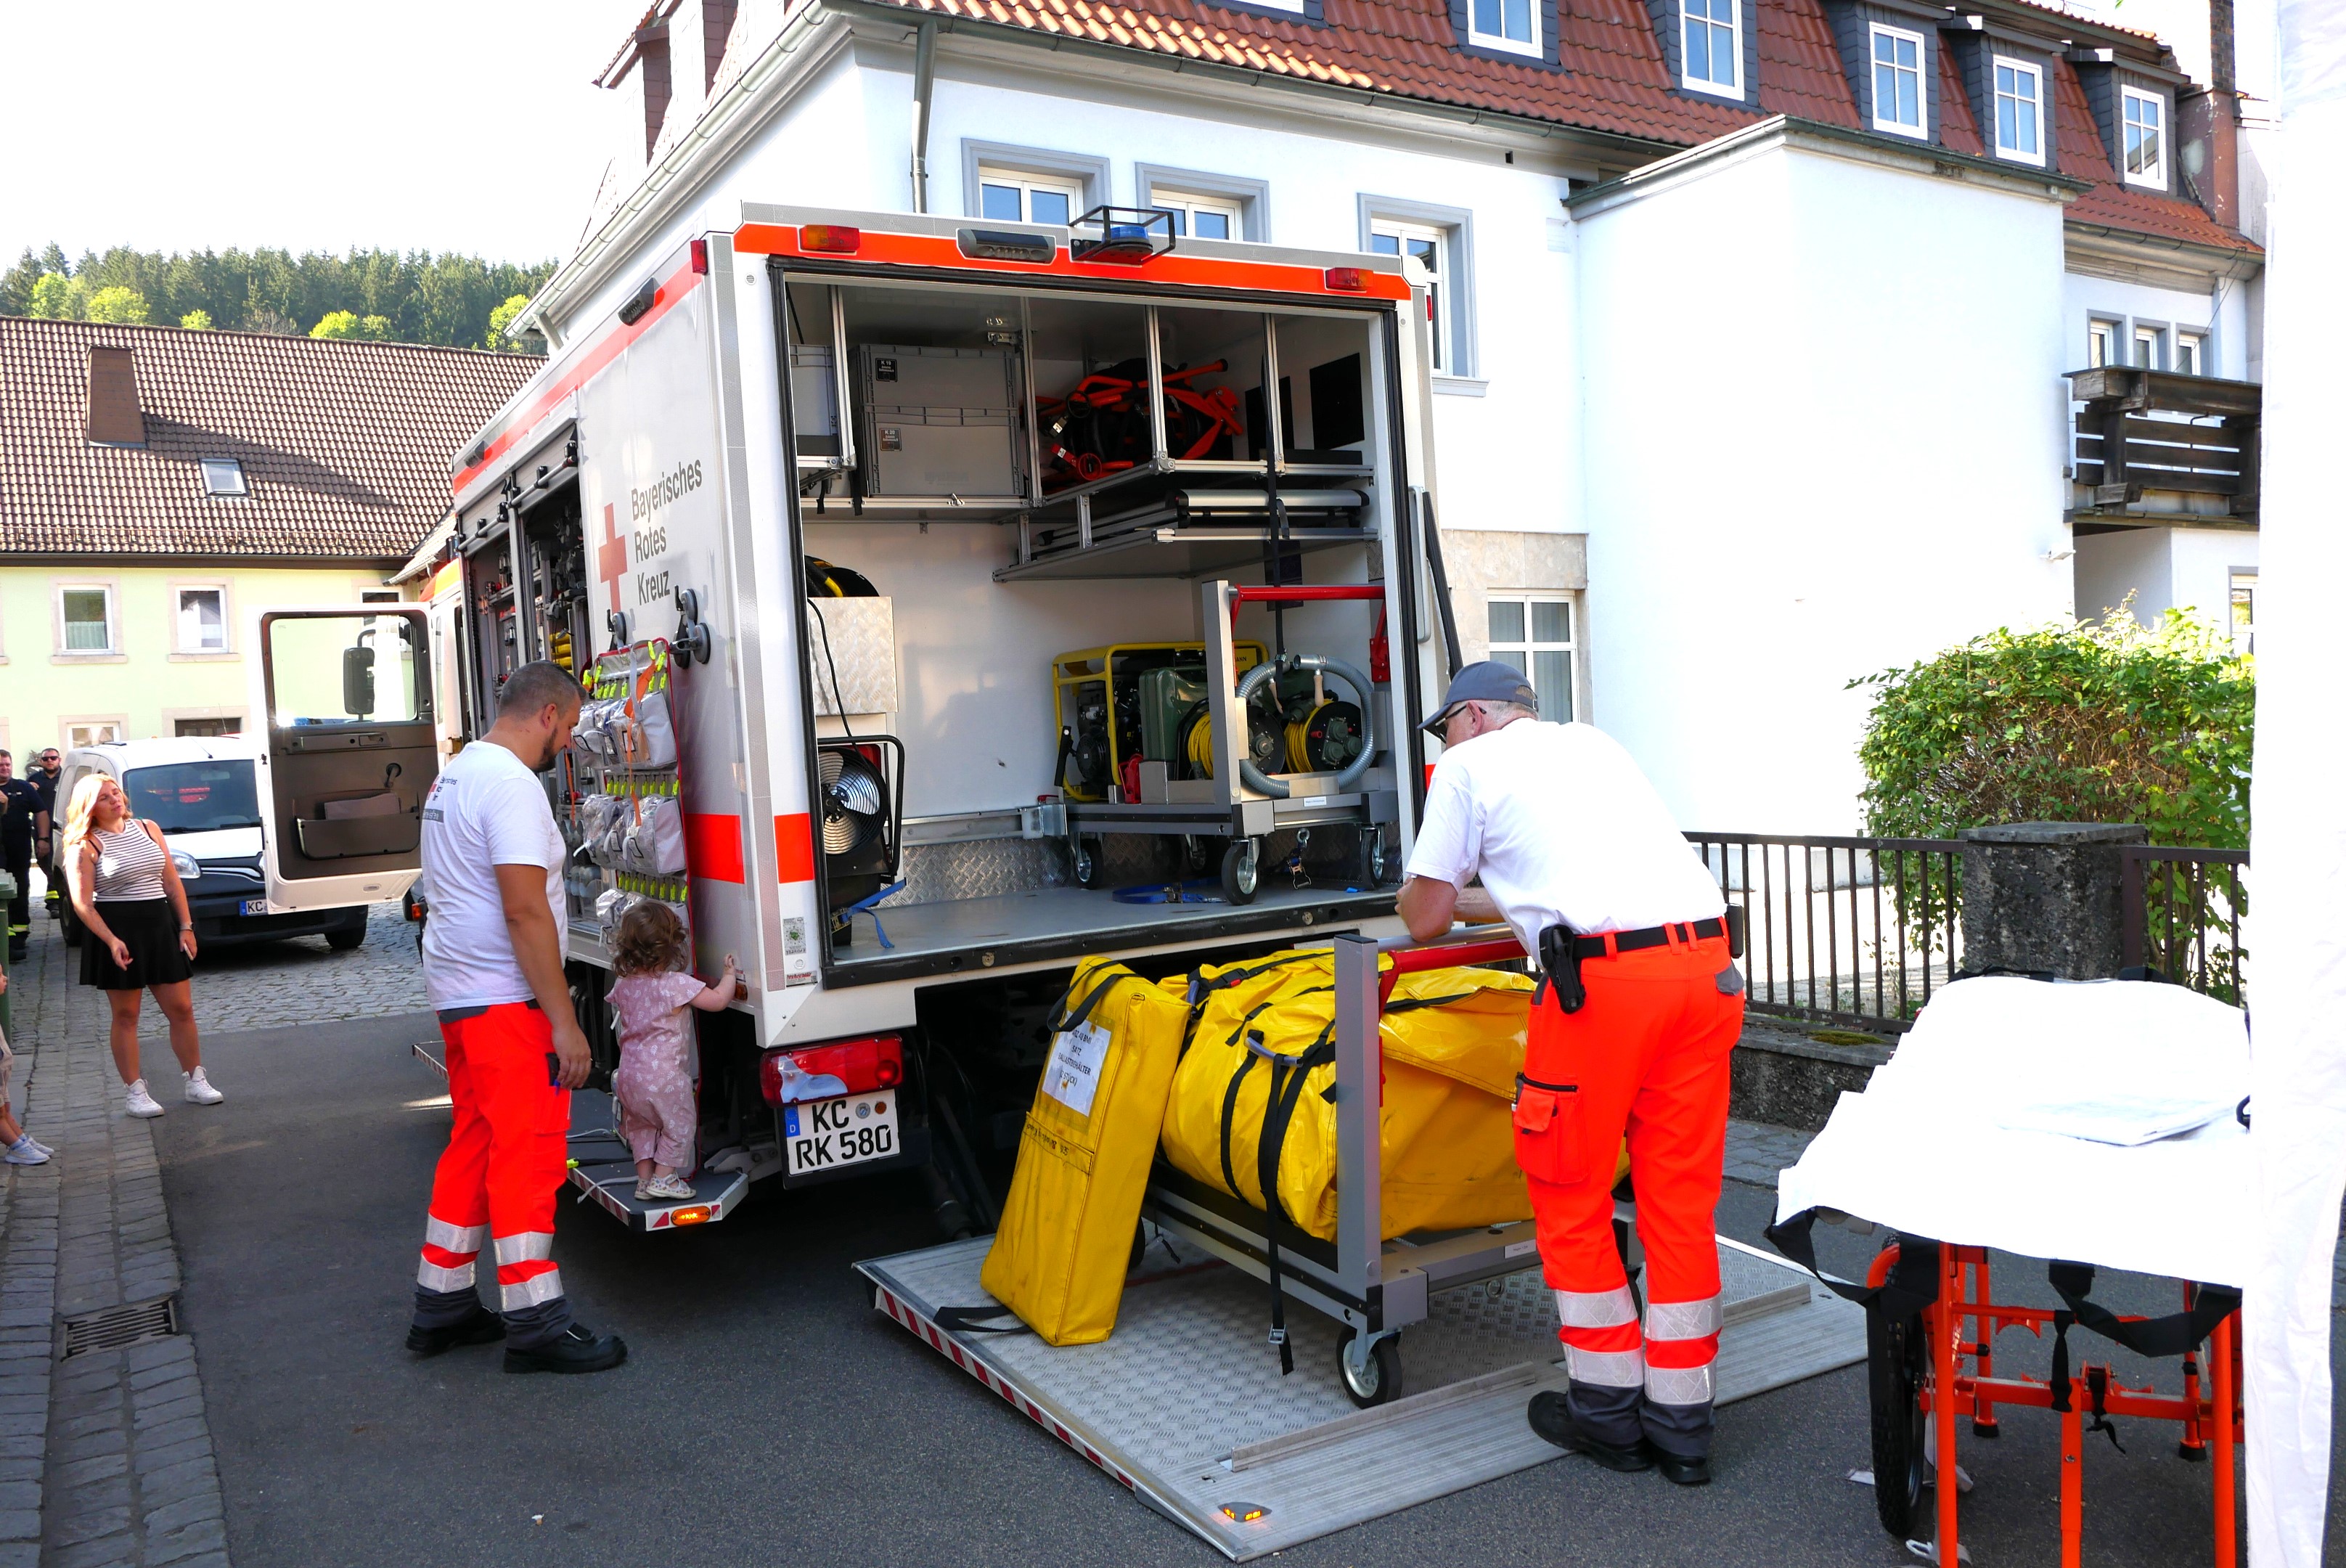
[1181,833,1212,877]
[1220,840,1259,906]
[1336,1328,1403,1408]
[1357,826,1390,887]
[1074,836,1106,890]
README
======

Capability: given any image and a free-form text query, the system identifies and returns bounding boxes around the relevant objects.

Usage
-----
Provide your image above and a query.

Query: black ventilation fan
[818,738,902,947]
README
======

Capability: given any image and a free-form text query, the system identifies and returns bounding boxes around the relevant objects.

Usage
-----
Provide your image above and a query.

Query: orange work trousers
[414,1002,571,1328]
[1511,929,1744,1456]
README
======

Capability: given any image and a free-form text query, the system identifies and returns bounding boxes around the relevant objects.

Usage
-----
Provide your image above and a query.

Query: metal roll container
[1062,579,1400,907]
[1140,928,1604,1406]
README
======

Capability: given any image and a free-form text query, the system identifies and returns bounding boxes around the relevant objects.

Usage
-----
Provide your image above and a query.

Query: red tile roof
[850,0,2251,254]
[0,319,538,561]
[2049,58,2260,253]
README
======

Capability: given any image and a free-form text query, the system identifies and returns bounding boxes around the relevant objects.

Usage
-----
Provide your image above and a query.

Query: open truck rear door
[248,605,438,910]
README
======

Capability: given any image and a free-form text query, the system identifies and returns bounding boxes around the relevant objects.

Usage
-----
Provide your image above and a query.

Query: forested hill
[0,245,557,354]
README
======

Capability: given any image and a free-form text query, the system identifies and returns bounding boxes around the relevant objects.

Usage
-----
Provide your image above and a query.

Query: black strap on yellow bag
[1243,1022,1336,1376]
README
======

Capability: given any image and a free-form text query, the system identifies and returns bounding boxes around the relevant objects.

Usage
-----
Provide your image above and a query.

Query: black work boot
[1652,1450,1712,1486]
[405,1306,506,1357]
[1528,1391,1654,1472]
[504,1323,628,1375]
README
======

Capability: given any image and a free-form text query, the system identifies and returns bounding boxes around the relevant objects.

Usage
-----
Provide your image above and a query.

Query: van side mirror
[342,646,375,717]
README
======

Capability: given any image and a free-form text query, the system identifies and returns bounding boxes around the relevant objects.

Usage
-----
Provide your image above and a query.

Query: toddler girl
[607,901,737,1202]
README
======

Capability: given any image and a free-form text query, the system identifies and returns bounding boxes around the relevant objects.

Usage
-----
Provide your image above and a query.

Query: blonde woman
[63,775,224,1118]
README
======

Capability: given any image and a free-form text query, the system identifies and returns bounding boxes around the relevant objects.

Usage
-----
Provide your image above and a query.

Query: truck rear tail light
[689,237,709,274]
[1323,267,1368,293]
[801,224,862,254]
[760,1034,904,1105]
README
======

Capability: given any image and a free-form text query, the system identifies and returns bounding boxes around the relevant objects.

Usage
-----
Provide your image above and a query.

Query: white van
[50,737,389,951]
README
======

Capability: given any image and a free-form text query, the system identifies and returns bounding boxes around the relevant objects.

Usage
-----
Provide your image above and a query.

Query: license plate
[783,1091,899,1175]
[240,898,269,915]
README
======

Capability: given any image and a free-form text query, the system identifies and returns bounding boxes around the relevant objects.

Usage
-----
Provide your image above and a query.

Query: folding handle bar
[1227,584,1387,604]
[1370,926,1526,1006]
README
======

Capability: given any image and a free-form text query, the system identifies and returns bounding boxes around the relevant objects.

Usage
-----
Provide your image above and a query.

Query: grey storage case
[854,344,1023,497]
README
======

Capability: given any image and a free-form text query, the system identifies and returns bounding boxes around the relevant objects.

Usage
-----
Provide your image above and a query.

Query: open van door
[248,605,440,911]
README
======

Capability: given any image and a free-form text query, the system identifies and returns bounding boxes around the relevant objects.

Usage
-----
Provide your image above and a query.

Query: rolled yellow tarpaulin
[979,957,1189,1345]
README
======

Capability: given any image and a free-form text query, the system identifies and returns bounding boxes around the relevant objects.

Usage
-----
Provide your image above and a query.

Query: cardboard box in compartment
[808,595,897,736]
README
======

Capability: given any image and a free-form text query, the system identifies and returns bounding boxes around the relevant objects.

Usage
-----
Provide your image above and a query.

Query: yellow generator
[1050,641,1267,804]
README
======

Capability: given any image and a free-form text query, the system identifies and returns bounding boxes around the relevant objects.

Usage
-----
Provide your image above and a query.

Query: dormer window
[1870,25,1926,137]
[2121,86,2166,186]
[200,458,248,497]
[1993,59,2043,164]
[1681,0,1740,97]
[1469,0,1539,57]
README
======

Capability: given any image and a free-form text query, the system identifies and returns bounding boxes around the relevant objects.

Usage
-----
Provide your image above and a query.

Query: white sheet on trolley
[1774,976,2252,1288]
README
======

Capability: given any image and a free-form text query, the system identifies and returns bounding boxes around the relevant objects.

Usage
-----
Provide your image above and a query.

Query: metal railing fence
[2120,846,2249,1005]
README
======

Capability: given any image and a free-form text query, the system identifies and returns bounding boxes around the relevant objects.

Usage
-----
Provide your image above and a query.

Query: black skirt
[81,898,195,991]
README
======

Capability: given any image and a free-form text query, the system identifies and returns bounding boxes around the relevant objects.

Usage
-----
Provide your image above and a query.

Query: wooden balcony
[2067,367,2260,526]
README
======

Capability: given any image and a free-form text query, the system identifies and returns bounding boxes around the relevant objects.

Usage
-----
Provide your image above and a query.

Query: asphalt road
[154,1012,2336,1567]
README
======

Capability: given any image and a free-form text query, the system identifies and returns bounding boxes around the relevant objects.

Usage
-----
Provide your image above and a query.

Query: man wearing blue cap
[1397,662,1743,1487]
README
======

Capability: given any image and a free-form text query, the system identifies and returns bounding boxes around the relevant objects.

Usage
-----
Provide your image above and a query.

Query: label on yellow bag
[1042,1021,1111,1115]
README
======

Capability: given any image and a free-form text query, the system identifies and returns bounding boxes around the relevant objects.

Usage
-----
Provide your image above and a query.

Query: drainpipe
[910,20,938,214]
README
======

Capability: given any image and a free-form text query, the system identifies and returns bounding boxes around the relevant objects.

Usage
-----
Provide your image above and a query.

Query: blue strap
[843,881,907,950]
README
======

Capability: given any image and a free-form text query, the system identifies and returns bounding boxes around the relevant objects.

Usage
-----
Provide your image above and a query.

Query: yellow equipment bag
[1158,949,1542,1242]
[978,957,1189,1346]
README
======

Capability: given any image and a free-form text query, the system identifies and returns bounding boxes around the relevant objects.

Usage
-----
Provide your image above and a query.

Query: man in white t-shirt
[1397,662,1742,1486]
[405,661,626,1376]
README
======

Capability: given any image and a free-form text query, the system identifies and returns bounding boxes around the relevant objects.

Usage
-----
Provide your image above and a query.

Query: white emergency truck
[409,205,1466,1232]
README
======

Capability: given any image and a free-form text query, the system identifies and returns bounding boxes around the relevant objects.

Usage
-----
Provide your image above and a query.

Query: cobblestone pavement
[0,897,426,1568]
[11,902,425,1043]
[1721,1118,1816,1190]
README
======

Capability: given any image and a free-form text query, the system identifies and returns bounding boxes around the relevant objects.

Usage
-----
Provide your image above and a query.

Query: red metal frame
[1868,1242,2242,1567]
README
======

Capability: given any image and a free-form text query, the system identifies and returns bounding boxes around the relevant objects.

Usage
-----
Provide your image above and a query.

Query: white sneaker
[124,1082,165,1119]
[183,1069,224,1106]
[3,1138,46,1166]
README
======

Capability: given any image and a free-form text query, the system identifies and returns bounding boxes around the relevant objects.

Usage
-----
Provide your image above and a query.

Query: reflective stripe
[1646,1363,1716,1406]
[417,1257,475,1292]
[425,1215,487,1255]
[493,1231,555,1266]
[1645,1296,1723,1341]
[1566,1344,1646,1388]
[499,1267,565,1311]
[1555,1286,1639,1330]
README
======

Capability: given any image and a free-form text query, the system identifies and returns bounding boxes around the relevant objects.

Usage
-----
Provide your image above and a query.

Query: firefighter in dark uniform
[0,754,48,963]
[28,749,60,920]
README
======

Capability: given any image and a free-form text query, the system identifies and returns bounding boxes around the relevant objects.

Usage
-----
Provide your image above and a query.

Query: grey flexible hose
[1234,653,1381,799]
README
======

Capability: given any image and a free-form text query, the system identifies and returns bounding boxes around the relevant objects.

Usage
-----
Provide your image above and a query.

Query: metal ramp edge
[857,1234,1868,1561]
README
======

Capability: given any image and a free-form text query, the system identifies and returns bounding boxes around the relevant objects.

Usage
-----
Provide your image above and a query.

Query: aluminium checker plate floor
[857,1230,1865,1559]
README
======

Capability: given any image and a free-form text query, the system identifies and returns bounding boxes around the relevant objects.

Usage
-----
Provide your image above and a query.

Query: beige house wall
[1436,528,1593,722]
[0,565,396,756]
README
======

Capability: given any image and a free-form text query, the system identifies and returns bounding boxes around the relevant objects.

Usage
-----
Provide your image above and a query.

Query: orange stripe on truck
[775,814,815,884]
[682,812,745,884]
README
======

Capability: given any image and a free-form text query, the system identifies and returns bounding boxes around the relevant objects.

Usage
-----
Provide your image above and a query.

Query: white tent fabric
[2247,6,2346,1561]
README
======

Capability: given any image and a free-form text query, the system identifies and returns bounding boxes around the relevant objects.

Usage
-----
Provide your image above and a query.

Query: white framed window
[2133,324,2165,370]
[2228,571,2255,651]
[1149,190,1244,242]
[977,167,1084,227]
[175,586,229,653]
[55,583,116,656]
[2087,318,2122,368]
[1871,25,1925,136]
[1681,0,1740,96]
[1369,221,1455,375]
[199,457,248,497]
[2175,330,2205,375]
[1486,597,1577,722]
[2121,86,2165,186]
[62,717,126,749]
[1469,0,1539,56]
[1993,58,2043,163]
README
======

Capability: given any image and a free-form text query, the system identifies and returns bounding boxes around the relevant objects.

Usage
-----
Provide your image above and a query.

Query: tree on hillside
[180,310,213,330]
[1,244,554,351]
[83,286,150,324]
[487,294,532,347]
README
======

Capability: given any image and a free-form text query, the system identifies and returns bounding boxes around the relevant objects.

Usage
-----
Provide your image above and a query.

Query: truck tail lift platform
[858,930,1867,1558]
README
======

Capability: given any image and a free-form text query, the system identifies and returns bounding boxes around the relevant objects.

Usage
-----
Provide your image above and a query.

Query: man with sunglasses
[28,750,60,920]
[1396,662,1742,1487]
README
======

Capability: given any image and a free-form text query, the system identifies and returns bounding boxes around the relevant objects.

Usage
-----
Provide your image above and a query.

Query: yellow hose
[1185,714,1218,778]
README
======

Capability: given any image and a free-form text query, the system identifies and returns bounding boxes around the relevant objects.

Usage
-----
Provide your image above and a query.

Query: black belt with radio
[1533,910,1744,1015]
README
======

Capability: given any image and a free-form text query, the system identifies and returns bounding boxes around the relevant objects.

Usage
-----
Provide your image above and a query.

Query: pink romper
[608,971,707,1170]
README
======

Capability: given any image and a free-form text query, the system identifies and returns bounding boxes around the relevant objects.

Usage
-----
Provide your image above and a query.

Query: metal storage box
[854,344,1022,497]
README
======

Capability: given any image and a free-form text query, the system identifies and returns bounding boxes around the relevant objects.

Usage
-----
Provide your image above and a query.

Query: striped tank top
[89,822,168,902]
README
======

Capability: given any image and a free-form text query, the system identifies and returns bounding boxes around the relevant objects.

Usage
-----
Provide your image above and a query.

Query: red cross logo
[595,503,629,613]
